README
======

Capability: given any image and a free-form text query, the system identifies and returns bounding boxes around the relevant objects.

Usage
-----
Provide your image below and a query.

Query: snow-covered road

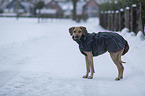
[0,18,145,96]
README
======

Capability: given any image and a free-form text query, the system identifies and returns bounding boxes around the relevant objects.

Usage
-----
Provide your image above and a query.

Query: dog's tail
[120,41,129,64]
[122,41,129,56]
[121,61,126,63]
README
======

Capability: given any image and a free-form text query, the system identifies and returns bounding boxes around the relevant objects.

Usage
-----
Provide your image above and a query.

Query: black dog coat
[74,32,127,56]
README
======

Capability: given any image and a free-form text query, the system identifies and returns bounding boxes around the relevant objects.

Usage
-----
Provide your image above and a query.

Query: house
[77,1,87,15]
[58,1,73,18]
[21,1,35,16]
[42,0,64,18]
[75,1,88,22]
[83,0,99,17]
[4,0,25,15]
[0,0,10,13]
[2,0,34,16]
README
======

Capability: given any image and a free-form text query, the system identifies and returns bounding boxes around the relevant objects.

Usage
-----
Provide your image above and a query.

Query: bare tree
[35,0,44,23]
[15,0,19,20]
[71,0,78,20]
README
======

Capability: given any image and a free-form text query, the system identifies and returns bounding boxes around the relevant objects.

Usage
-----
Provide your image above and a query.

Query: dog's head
[69,26,86,40]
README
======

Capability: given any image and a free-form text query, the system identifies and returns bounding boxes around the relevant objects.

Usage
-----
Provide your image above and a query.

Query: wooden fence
[99,3,145,35]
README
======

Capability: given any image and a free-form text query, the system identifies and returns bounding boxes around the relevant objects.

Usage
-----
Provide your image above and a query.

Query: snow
[76,1,86,15]
[120,9,124,12]
[0,17,145,96]
[114,1,118,4]
[36,8,57,14]
[116,10,119,13]
[100,11,103,14]
[126,7,130,10]
[132,4,137,7]
[108,10,111,13]
[105,11,108,14]
[0,13,17,16]
[58,1,73,11]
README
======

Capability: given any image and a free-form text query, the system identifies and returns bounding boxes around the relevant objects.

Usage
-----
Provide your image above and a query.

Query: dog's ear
[80,26,86,35]
[69,27,75,36]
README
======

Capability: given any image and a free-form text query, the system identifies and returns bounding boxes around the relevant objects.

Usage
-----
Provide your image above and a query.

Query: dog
[69,26,129,80]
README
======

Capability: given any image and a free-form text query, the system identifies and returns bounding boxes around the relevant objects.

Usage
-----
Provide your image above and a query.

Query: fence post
[119,9,125,31]
[141,1,145,35]
[131,4,137,34]
[99,11,103,27]
[125,7,130,30]
[102,12,105,28]
[138,2,143,32]
[107,11,111,30]
[138,1,145,34]
[99,11,102,26]
[111,11,114,31]
[114,10,119,31]
[104,11,108,29]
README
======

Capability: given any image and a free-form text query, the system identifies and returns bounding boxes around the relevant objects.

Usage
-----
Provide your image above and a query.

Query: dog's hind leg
[82,56,90,78]
[118,48,125,79]
[119,48,126,63]
[110,49,124,81]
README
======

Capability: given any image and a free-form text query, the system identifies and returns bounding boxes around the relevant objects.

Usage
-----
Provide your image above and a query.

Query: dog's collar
[83,35,87,41]
[80,31,88,41]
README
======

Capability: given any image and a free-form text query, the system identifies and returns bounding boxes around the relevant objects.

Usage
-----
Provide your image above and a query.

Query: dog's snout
[74,34,80,40]
[75,35,79,39]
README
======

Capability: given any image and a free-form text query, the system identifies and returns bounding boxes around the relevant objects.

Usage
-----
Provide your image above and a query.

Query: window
[86,6,91,11]
[92,6,97,10]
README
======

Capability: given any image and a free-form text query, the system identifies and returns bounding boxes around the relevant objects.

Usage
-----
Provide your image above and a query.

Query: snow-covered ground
[0,17,145,96]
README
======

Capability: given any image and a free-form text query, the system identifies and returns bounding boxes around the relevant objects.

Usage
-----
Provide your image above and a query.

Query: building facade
[83,0,99,17]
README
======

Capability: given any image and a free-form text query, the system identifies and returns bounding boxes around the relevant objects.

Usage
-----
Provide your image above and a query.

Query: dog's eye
[74,31,76,33]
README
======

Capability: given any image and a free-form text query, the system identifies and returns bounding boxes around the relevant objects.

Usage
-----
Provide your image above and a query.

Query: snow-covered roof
[64,10,72,16]
[36,8,57,14]
[58,1,73,11]
[58,1,73,16]
[0,13,16,16]
[0,0,10,9]
[21,2,34,13]
[21,2,34,8]
[76,1,86,15]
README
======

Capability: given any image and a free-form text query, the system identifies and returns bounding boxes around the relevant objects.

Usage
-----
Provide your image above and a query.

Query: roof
[58,1,73,11]
[6,0,25,9]
[45,0,63,13]
[21,2,34,12]
[0,0,10,9]
[36,8,57,14]
[84,0,99,8]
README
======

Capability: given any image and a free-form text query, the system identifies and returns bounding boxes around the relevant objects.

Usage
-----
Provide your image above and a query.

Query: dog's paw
[115,77,121,81]
[88,76,93,79]
[82,75,88,78]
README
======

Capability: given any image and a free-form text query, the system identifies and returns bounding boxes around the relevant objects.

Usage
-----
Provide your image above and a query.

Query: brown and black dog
[69,26,129,80]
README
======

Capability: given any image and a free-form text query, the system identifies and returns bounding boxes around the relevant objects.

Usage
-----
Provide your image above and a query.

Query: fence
[99,2,145,35]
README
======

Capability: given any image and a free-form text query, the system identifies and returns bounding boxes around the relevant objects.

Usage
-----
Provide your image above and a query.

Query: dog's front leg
[84,52,95,79]
[88,54,95,79]
[82,56,90,78]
